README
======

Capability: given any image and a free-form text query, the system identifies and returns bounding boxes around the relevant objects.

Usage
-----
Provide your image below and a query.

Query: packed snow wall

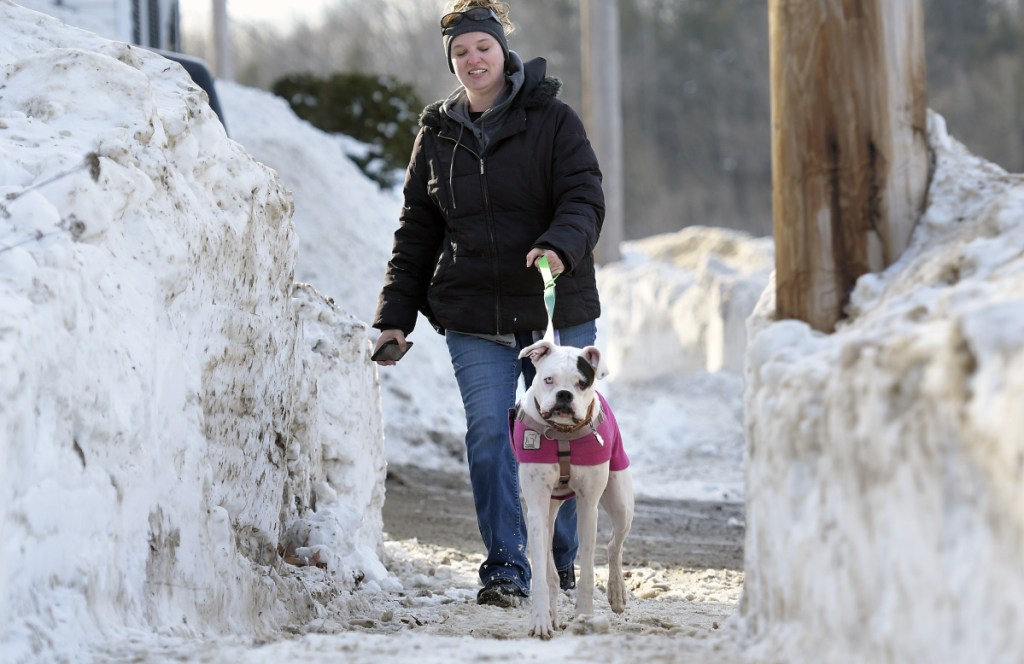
[598,226,774,381]
[741,113,1024,662]
[0,4,387,661]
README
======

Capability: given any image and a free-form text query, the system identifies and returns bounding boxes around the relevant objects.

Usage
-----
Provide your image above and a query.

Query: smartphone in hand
[371,339,413,362]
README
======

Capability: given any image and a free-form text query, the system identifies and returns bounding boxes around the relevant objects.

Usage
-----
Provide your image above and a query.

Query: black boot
[558,566,576,591]
[477,579,527,608]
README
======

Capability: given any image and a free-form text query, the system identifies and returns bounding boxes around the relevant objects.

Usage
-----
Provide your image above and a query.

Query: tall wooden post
[212,0,234,80]
[581,0,623,265]
[770,0,930,332]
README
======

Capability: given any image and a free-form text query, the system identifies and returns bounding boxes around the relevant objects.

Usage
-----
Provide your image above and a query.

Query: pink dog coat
[509,393,630,477]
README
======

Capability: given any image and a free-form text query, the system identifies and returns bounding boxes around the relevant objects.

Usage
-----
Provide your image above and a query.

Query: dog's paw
[607,575,628,613]
[529,606,562,639]
[529,618,556,640]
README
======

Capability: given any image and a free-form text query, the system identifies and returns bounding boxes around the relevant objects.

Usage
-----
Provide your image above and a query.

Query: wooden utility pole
[212,0,234,80]
[770,0,930,332]
[581,0,623,264]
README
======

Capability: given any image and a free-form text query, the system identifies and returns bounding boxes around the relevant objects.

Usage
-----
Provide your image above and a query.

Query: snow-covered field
[3,1,1023,662]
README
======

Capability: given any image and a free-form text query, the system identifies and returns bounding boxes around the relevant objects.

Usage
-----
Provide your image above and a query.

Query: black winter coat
[373,57,604,337]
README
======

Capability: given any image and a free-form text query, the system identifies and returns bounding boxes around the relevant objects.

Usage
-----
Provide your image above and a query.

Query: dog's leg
[544,502,561,629]
[600,469,634,613]
[571,464,608,618]
[520,464,560,639]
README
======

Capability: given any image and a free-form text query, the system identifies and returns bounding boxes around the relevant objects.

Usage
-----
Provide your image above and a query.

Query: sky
[4,2,1024,662]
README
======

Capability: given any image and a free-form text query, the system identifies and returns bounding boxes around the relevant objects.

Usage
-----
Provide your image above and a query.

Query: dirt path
[146,465,750,661]
[383,463,745,573]
[366,463,749,657]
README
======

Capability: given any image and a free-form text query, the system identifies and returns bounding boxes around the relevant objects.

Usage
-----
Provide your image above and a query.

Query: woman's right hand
[526,247,564,277]
[372,329,407,366]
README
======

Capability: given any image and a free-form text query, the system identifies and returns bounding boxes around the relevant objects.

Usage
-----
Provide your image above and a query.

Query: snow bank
[741,112,1024,662]
[598,226,774,381]
[0,4,387,661]
[216,81,470,474]
[594,228,771,502]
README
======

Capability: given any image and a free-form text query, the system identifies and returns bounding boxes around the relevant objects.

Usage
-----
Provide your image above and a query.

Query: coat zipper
[438,131,507,334]
[479,157,503,333]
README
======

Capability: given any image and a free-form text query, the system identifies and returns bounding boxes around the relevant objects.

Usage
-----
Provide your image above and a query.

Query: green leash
[537,255,559,343]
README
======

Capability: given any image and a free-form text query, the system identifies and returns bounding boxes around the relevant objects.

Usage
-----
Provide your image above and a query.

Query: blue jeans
[445,321,597,594]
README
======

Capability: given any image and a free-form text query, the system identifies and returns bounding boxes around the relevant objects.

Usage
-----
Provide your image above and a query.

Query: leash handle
[536,255,559,344]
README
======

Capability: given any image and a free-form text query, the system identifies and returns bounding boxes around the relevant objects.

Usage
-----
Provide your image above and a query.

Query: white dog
[511,339,634,639]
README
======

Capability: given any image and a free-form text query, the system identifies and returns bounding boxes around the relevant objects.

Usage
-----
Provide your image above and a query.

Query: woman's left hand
[526,248,564,276]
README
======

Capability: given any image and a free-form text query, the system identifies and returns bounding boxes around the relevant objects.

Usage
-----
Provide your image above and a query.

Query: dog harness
[508,393,630,500]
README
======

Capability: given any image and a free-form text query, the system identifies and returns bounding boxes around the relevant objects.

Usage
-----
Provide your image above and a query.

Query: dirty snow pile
[742,112,1024,663]
[6,0,1018,657]
[1,4,390,662]
[213,80,471,474]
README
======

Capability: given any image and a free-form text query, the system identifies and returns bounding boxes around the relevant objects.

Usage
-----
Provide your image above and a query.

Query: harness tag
[594,431,605,447]
[523,430,542,451]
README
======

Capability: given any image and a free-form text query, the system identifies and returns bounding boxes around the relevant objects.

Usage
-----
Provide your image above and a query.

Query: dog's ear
[518,339,556,363]
[580,346,609,381]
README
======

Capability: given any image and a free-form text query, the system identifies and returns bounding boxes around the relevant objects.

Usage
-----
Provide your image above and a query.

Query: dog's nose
[555,390,573,404]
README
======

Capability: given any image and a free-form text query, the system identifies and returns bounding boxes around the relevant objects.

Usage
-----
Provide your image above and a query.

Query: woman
[372,0,605,608]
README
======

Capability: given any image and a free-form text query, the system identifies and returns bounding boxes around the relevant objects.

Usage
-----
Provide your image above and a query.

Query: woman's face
[449,32,505,102]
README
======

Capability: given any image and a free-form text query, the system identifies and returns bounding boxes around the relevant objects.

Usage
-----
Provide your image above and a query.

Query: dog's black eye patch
[576,356,596,389]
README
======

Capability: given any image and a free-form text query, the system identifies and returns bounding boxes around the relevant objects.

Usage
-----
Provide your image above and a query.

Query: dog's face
[519,340,608,426]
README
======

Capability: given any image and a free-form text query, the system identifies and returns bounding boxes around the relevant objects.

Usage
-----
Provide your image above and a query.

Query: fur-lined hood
[419,57,562,129]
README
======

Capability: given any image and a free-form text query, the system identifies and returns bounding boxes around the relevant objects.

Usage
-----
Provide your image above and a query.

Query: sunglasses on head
[440,7,500,30]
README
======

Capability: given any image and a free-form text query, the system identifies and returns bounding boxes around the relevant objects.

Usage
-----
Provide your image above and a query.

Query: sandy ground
[382,464,745,572]
[94,465,748,663]
[308,464,751,659]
